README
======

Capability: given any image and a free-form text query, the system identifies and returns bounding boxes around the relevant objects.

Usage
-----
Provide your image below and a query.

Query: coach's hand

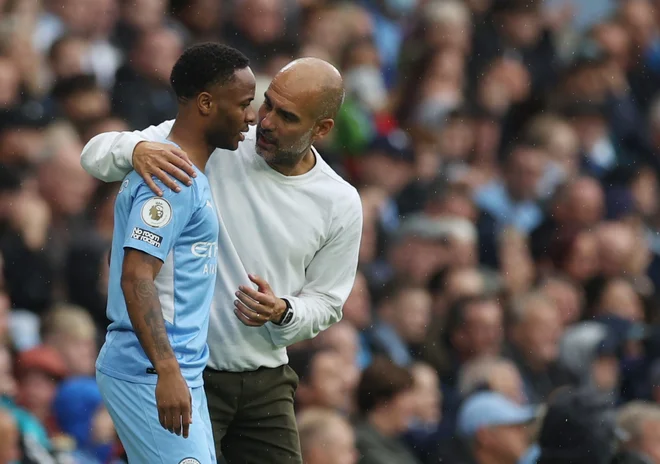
[133,141,197,196]
[234,274,287,327]
[155,364,192,438]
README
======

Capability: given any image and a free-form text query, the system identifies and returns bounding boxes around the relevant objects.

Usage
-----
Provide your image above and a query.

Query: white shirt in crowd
[81,122,363,372]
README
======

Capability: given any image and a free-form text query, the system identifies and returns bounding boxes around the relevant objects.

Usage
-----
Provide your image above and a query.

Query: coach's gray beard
[257,128,314,168]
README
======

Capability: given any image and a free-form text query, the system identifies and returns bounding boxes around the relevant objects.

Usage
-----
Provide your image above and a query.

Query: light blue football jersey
[96,164,219,387]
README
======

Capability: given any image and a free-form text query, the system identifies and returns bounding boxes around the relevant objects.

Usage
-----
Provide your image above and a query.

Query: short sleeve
[123,179,196,262]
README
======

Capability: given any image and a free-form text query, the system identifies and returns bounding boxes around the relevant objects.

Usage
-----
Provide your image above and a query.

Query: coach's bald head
[274,58,345,120]
[256,58,345,171]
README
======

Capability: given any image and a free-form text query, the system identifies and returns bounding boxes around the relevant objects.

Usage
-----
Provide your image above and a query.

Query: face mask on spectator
[414,93,462,128]
[345,66,388,112]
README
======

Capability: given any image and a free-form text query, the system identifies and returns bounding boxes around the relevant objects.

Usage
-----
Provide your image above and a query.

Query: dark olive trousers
[203,365,302,464]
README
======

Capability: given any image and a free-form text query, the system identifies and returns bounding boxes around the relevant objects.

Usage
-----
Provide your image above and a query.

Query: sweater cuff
[114,133,149,169]
[266,296,302,347]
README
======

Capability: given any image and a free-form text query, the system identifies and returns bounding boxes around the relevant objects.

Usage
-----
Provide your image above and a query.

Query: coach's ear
[311,118,334,143]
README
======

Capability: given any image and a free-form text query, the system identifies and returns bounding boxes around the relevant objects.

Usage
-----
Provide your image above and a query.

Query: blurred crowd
[5,0,660,463]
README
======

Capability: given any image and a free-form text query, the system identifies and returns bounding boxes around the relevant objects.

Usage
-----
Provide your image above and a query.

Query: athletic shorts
[96,370,216,464]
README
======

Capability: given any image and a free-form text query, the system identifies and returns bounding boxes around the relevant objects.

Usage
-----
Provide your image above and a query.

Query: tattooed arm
[121,248,192,438]
[121,249,174,370]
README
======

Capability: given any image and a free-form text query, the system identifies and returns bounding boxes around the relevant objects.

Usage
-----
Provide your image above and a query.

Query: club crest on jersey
[141,197,172,228]
[178,459,201,464]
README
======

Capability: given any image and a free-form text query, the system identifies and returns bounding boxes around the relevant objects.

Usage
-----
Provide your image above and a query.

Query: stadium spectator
[455,391,537,464]
[506,292,574,403]
[354,357,419,464]
[370,284,432,366]
[615,401,660,464]
[14,345,68,437]
[0,408,20,464]
[458,356,526,404]
[6,0,660,461]
[40,304,98,376]
[52,377,119,464]
[289,348,353,415]
[298,408,358,464]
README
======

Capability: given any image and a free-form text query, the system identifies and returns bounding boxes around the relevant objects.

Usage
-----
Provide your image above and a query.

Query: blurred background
[5,0,660,463]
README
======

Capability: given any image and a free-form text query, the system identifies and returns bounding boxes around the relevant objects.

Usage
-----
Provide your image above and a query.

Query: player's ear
[197,92,213,116]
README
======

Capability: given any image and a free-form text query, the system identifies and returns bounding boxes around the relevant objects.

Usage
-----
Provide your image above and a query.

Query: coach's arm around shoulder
[80,121,197,194]
[267,192,363,348]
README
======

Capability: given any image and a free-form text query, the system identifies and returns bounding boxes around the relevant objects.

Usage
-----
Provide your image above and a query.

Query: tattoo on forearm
[123,249,176,370]
[132,278,173,361]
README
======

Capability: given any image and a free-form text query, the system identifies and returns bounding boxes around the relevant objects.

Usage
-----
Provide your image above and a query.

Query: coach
[80,58,362,463]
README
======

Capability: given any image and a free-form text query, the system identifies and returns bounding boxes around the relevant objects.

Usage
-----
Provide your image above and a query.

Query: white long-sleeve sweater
[81,123,363,372]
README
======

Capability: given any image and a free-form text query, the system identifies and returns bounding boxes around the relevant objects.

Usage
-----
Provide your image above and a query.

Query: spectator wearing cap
[537,387,618,464]
[298,408,358,464]
[506,292,574,403]
[614,401,660,464]
[354,357,420,464]
[455,391,537,464]
[15,345,68,437]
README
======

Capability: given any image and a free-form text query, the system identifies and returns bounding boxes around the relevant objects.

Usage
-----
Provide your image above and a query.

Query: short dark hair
[288,347,324,384]
[357,357,413,414]
[445,295,497,342]
[52,74,99,100]
[169,43,249,102]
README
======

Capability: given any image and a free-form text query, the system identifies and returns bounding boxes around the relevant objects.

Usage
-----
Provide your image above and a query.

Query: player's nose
[245,105,256,124]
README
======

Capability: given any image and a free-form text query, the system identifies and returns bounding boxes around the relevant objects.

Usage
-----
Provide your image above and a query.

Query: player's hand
[133,141,197,196]
[234,274,287,327]
[155,367,192,438]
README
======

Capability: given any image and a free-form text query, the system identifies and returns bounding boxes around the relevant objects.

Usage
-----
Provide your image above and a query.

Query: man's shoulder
[314,150,360,204]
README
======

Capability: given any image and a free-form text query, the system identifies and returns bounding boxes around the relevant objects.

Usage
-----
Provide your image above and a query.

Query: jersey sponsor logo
[179,459,201,464]
[141,197,172,228]
[131,227,163,248]
[191,241,218,258]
